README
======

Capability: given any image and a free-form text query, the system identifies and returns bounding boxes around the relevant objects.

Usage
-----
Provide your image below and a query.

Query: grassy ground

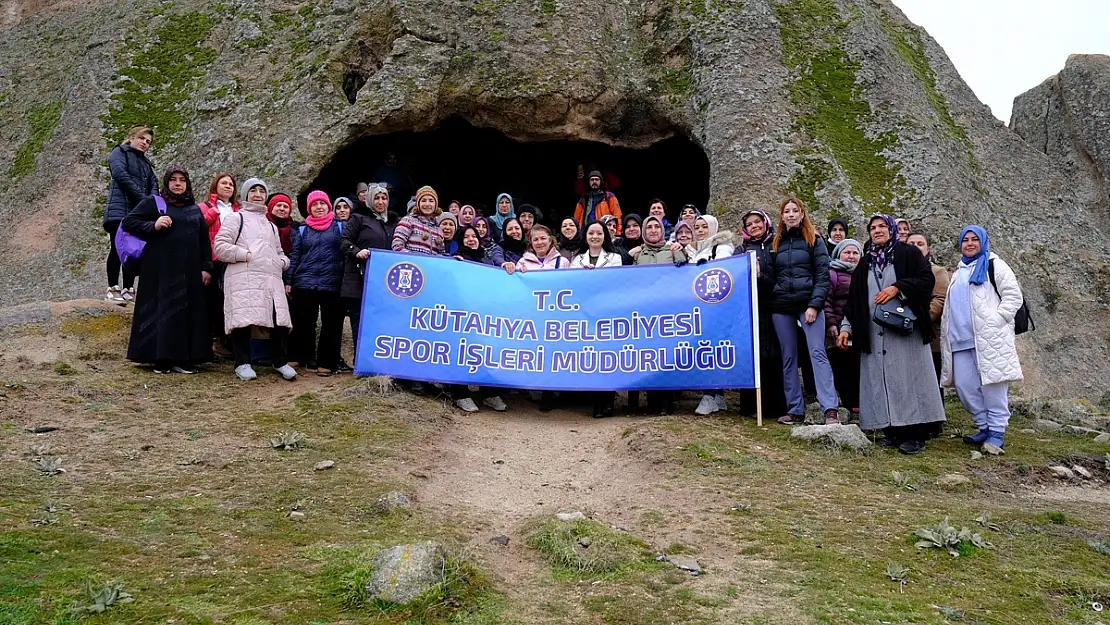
[1,314,1108,624]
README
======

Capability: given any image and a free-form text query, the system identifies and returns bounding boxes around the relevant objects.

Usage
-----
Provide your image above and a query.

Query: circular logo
[385,262,426,299]
[692,267,733,304]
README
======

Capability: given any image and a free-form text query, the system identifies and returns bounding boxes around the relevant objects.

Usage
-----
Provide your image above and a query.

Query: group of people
[105,127,1026,456]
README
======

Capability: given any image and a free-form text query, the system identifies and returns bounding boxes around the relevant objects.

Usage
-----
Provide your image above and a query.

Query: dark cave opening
[302,116,711,227]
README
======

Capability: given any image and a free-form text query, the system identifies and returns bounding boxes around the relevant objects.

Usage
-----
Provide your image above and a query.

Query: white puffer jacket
[690,231,736,263]
[939,253,1023,386]
[570,249,622,268]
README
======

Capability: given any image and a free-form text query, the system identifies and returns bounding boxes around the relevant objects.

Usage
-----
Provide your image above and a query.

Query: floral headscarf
[865,214,898,272]
[740,209,775,243]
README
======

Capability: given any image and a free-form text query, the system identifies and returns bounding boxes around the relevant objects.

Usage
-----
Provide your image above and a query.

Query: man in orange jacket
[574,170,622,234]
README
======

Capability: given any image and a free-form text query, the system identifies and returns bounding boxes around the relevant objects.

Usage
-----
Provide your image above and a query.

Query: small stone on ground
[1034,419,1063,432]
[665,554,702,573]
[937,473,971,488]
[790,424,871,450]
[364,542,446,605]
[314,460,335,470]
[556,510,586,522]
[970,451,983,460]
[288,510,305,520]
[1048,465,1075,479]
[1071,465,1093,479]
[375,490,413,512]
[489,535,509,546]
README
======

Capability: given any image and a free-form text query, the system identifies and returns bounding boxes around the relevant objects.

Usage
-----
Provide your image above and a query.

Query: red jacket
[574,192,622,234]
[198,195,239,260]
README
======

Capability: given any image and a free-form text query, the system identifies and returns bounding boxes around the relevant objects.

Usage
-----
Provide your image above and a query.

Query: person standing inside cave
[354,182,369,214]
[574,171,622,234]
[488,195,514,242]
[122,167,211,373]
[573,163,620,197]
[341,183,396,361]
[371,152,412,215]
[646,199,673,240]
[104,126,158,304]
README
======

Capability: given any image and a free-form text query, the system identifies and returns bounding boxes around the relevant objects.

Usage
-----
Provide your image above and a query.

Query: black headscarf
[621,213,643,248]
[160,166,195,207]
[498,217,527,256]
[557,217,582,253]
[456,226,487,262]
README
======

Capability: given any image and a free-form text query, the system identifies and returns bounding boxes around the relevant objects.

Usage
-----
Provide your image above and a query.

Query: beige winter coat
[213,202,292,333]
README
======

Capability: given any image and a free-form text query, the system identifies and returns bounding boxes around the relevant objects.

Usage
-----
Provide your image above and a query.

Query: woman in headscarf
[837,215,944,454]
[286,191,346,376]
[391,186,445,255]
[122,167,212,373]
[333,197,354,223]
[769,197,839,426]
[459,204,477,228]
[940,226,1024,455]
[672,221,695,257]
[490,217,527,274]
[472,216,495,254]
[518,204,542,239]
[737,209,786,418]
[634,215,687,415]
[689,214,737,416]
[558,217,582,261]
[341,183,396,362]
[214,178,297,382]
[678,204,701,230]
[895,218,911,243]
[488,195,514,241]
[617,213,643,260]
[600,215,633,264]
[826,217,848,255]
[825,238,862,419]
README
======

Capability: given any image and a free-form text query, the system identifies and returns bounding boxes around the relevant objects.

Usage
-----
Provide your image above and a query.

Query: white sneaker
[483,396,508,412]
[105,286,125,304]
[274,364,297,380]
[714,394,728,411]
[235,364,257,381]
[456,397,479,412]
[695,394,719,415]
[121,287,135,303]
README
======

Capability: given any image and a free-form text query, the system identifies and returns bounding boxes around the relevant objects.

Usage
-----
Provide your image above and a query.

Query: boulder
[937,473,972,488]
[790,424,872,450]
[555,510,586,522]
[375,491,413,513]
[1048,465,1075,479]
[1034,419,1063,433]
[364,542,446,606]
[1094,433,1110,444]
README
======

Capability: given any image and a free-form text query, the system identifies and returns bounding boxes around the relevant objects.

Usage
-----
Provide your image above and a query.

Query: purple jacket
[824,268,852,332]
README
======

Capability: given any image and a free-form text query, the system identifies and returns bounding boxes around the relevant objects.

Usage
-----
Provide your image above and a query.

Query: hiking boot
[213,339,233,359]
[274,364,297,380]
[305,361,318,372]
[538,391,556,412]
[172,365,199,375]
[898,439,926,455]
[483,396,508,412]
[316,368,333,377]
[695,395,719,416]
[335,360,352,373]
[456,397,479,413]
[409,381,427,396]
[824,409,840,425]
[962,429,990,445]
[235,364,257,381]
[778,414,804,425]
[982,431,1005,455]
[105,286,126,304]
[714,394,728,412]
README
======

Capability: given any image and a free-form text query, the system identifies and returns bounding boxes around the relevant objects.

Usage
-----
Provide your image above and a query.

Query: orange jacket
[574,193,622,234]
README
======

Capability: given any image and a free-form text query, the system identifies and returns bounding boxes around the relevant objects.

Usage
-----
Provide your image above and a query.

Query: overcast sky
[890,0,1110,123]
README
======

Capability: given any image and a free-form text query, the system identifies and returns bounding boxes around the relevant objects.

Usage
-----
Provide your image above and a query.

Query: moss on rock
[775,0,909,213]
[102,12,217,147]
[7,101,63,184]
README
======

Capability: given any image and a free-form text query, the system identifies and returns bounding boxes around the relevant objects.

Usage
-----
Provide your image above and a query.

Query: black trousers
[289,288,344,370]
[206,262,226,340]
[828,346,860,410]
[104,220,135,289]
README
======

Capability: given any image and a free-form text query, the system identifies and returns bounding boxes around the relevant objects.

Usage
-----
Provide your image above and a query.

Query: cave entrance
[303,116,711,228]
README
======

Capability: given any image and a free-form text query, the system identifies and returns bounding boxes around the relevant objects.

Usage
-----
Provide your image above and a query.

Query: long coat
[939,253,1024,386]
[340,210,397,299]
[122,197,212,364]
[213,202,292,332]
[104,144,158,225]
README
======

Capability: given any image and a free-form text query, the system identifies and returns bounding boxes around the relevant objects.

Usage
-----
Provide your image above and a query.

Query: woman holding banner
[739,210,786,418]
[690,214,736,416]
[491,217,527,274]
[570,220,622,418]
[341,183,395,361]
[515,225,565,272]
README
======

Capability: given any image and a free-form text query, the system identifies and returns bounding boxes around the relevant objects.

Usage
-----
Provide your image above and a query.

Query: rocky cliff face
[1010,54,1110,216]
[1,0,1108,398]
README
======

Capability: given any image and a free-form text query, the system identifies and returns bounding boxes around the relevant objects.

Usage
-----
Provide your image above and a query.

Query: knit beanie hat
[588,170,602,180]
[437,212,458,225]
[306,190,332,212]
[517,203,542,221]
[356,182,368,195]
[240,178,268,203]
[413,186,440,215]
[266,193,292,213]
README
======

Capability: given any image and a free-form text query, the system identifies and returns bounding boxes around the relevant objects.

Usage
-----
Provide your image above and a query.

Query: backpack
[115,195,167,268]
[988,258,1034,335]
[298,222,343,238]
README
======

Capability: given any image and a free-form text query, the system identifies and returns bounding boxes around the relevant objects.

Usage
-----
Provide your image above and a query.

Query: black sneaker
[335,361,352,373]
[153,366,172,374]
[898,439,926,455]
[409,381,427,396]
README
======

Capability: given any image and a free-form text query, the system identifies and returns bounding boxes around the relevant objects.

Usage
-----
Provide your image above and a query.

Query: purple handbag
[115,195,166,268]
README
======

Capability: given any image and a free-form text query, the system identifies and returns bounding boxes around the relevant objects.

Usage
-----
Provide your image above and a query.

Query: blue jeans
[772,311,838,414]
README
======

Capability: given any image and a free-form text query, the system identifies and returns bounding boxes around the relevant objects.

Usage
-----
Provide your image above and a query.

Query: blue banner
[354,250,759,391]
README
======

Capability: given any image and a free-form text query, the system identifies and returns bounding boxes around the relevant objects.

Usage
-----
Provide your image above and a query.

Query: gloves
[673,257,688,268]
[696,258,708,266]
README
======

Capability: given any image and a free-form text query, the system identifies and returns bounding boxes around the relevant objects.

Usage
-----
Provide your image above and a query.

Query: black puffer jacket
[340,209,400,299]
[104,144,158,226]
[770,227,831,314]
[743,237,780,360]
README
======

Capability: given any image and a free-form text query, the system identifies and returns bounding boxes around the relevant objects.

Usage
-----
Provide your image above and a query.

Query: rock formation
[1,0,1108,397]
[1011,54,1110,215]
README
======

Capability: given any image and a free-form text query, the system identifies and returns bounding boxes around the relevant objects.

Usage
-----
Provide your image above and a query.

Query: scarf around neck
[865,214,897,272]
[306,211,334,231]
[160,167,194,207]
[959,225,990,285]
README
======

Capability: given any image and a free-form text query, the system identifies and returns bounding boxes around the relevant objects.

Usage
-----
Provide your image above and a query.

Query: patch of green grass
[103,12,217,146]
[775,0,911,213]
[1045,511,1068,525]
[525,517,660,579]
[53,362,77,376]
[7,101,63,184]
[540,0,556,16]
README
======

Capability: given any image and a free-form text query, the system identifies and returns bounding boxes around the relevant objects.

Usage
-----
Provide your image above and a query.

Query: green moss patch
[526,516,661,579]
[103,12,217,147]
[774,0,910,213]
[7,101,63,184]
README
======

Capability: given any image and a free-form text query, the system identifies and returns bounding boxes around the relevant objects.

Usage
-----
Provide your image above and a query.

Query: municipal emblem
[385,262,425,299]
[692,267,733,304]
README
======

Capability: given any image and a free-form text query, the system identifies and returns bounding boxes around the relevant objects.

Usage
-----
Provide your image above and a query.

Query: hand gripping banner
[355,250,760,392]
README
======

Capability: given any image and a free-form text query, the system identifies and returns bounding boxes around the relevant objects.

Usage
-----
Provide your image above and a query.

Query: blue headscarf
[960,225,990,285]
[489,193,516,233]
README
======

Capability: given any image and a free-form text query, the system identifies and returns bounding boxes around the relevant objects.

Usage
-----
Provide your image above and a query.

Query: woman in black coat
[103,126,158,303]
[340,183,399,359]
[122,167,211,373]
[737,210,787,418]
